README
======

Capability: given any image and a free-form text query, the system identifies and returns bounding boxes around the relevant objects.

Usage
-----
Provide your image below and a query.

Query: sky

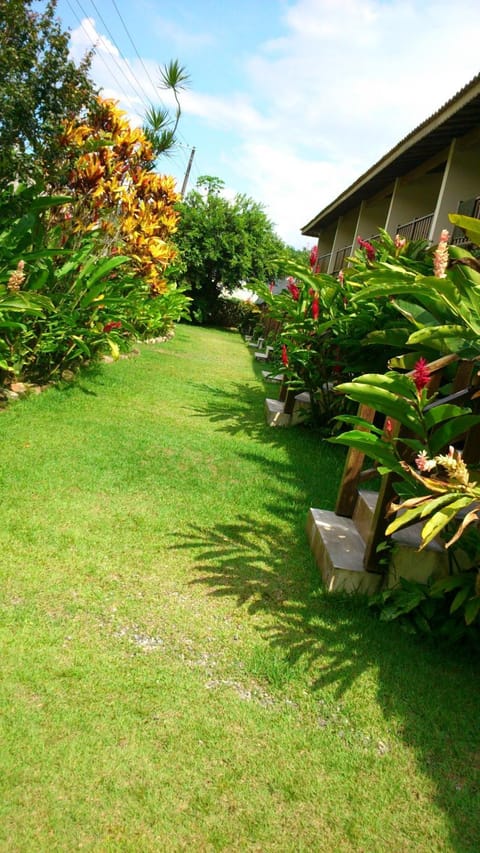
[48,0,480,248]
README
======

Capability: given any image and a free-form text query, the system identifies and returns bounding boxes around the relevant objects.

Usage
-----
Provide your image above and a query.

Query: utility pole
[180,146,196,197]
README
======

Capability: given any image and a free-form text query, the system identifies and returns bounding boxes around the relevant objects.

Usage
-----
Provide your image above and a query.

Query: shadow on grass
[174,511,480,852]
[186,378,275,439]
[174,338,480,849]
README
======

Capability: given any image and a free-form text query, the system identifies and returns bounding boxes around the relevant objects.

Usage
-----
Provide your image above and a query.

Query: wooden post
[335,404,375,518]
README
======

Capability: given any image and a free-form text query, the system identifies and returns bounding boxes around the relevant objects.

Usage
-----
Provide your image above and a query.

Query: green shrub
[209,296,261,331]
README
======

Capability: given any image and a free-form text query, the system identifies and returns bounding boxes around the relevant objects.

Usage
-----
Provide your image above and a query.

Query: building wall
[431,130,480,238]
[384,171,444,236]
[310,127,480,266]
[355,192,393,242]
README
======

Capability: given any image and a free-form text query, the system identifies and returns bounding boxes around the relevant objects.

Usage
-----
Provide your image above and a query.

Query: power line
[104,0,194,151]
[108,0,159,95]
[66,0,195,155]
[73,0,151,109]
[65,0,137,104]
[88,0,155,109]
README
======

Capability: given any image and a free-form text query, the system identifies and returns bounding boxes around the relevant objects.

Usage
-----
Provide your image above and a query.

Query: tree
[0,0,97,187]
[174,176,286,323]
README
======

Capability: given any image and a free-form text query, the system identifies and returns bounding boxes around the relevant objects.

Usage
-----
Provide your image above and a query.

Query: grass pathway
[1,325,479,851]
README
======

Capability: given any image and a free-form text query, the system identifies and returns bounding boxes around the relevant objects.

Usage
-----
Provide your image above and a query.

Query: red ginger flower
[412,357,430,392]
[312,294,320,320]
[287,277,300,301]
[281,344,289,367]
[309,245,318,269]
[357,236,375,262]
[103,321,122,333]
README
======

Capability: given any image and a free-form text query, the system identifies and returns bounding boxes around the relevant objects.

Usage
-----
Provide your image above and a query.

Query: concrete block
[306,508,383,594]
[265,398,291,427]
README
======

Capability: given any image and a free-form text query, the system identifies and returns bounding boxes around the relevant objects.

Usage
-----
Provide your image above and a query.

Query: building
[301,74,480,275]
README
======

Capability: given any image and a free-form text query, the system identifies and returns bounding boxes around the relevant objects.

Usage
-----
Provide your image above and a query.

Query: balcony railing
[396,214,433,242]
[317,252,332,272]
[332,244,352,274]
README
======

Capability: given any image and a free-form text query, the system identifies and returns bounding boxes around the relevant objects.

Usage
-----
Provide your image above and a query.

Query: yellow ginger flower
[435,447,470,486]
[7,260,25,291]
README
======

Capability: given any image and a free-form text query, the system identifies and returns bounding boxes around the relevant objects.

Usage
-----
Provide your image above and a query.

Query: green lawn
[1,325,479,852]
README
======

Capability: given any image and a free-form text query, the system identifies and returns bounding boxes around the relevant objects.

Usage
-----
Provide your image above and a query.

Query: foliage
[56,97,180,297]
[254,264,351,426]
[208,295,261,330]
[0,94,192,384]
[349,223,480,361]
[252,243,417,426]
[330,223,480,639]
[143,60,191,160]
[0,0,97,188]
[174,176,285,323]
[0,183,134,381]
[369,572,480,645]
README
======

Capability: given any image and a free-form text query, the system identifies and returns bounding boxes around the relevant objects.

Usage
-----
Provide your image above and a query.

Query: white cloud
[69,16,119,59]
[182,90,272,136]
[232,0,480,243]
[231,140,361,247]
[69,17,172,121]
[67,3,480,248]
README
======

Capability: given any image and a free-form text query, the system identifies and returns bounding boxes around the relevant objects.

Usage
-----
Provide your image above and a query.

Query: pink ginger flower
[309,245,318,270]
[433,229,449,279]
[357,237,376,262]
[337,270,344,284]
[269,280,275,293]
[394,234,407,250]
[385,417,394,438]
[412,357,430,392]
[415,450,436,473]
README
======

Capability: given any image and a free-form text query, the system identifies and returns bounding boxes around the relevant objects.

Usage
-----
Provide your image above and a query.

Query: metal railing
[396,214,433,242]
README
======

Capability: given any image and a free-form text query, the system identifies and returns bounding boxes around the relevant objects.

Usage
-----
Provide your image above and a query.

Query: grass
[1,324,479,852]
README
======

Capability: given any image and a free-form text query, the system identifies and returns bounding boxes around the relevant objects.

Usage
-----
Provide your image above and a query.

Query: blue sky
[50,0,480,247]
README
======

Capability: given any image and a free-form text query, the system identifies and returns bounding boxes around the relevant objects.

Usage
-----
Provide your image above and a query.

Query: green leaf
[30,195,73,211]
[464,597,480,625]
[335,381,422,432]
[429,413,480,455]
[328,430,402,471]
[407,324,467,345]
[389,352,426,371]
[421,497,474,547]
[449,585,472,614]
[431,574,469,594]
[332,414,385,436]
[365,327,410,347]
[448,213,480,246]
[423,403,466,430]
[70,335,91,357]
[347,371,418,400]
[386,505,428,536]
